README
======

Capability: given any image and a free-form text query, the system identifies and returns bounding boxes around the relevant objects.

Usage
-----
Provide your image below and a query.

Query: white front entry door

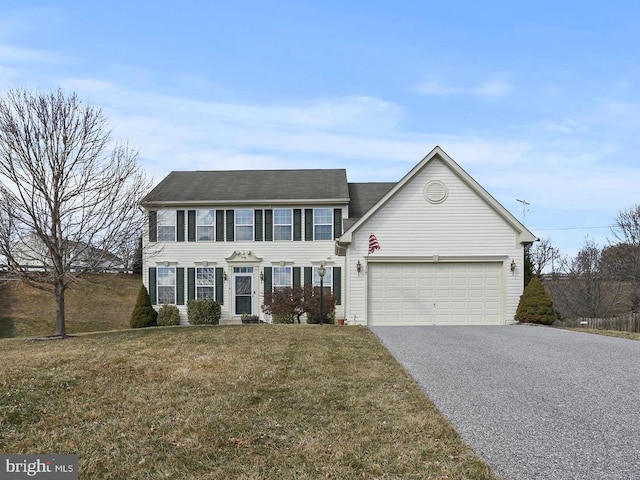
[233,267,254,316]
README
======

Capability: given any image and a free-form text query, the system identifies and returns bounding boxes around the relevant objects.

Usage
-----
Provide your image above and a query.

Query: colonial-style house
[141,146,537,325]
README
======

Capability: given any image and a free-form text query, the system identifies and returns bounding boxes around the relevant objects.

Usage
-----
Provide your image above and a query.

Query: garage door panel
[368,262,502,326]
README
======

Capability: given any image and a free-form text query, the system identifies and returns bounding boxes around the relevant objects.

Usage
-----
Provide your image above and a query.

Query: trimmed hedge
[188,299,221,325]
[157,304,181,326]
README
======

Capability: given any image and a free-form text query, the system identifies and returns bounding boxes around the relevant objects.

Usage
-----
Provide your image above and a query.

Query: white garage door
[368,262,502,325]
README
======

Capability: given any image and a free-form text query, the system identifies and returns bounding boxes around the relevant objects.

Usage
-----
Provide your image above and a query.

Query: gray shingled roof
[141,169,350,205]
[347,182,396,218]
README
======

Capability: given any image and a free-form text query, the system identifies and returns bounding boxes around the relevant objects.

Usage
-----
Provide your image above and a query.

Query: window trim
[272,266,293,291]
[157,266,176,304]
[157,210,176,242]
[313,208,333,241]
[196,209,215,242]
[273,208,293,241]
[235,209,254,241]
[195,266,216,300]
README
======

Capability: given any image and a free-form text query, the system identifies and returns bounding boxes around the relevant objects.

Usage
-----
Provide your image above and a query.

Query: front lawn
[0,325,498,479]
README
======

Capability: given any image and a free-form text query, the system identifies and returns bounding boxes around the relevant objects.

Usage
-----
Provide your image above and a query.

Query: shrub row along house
[140,146,537,325]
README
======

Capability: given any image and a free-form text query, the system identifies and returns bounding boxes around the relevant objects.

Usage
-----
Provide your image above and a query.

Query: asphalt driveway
[372,326,640,480]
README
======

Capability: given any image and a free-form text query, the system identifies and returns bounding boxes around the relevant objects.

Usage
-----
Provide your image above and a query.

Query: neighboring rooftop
[141,169,350,205]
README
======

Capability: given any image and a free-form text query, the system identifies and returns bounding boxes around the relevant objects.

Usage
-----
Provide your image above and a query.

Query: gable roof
[141,169,350,206]
[339,146,538,245]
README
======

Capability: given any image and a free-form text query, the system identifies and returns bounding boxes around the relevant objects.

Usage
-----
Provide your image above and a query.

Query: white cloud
[415,78,514,98]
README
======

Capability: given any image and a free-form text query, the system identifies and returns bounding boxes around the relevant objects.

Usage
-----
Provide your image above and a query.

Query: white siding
[143,205,347,324]
[345,158,526,325]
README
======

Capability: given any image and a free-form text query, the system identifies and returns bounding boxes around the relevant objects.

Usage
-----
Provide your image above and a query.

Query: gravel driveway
[372,325,640,480]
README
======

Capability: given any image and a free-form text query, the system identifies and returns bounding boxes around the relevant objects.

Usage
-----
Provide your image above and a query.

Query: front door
[234,267,254,316]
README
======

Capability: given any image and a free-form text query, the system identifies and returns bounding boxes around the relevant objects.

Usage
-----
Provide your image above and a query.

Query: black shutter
[293,267,301,287]
[263,267,272,295]
[187,268,195,301]
[293,209,302,241]
[265,209,273,241]
[187,210,196,242]
[255,210,263,241]
[304,267,312,287]
[305,209,313,241]
[149,267,157,305]
[215,268,224,304]
[226,210,234,241]
[333,267,341,305]
[333,208,342,239]
[177,210,185,242]
[149,211,157,242]
[216,210,225,242]
[176,268,185,305]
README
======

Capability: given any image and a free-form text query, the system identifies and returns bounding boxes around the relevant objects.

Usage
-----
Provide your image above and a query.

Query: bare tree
[610,204,640,312]
[529,238,561,277]
[0,89,151,337]
[547,239,622,319]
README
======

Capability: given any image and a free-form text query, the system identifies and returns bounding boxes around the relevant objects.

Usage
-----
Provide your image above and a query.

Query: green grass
[0,325,499,479]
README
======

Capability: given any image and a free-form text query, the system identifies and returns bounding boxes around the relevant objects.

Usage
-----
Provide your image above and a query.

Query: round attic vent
[424,180,448,204]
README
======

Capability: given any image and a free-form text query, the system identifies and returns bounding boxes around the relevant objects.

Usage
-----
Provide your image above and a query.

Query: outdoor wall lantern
[259,270,264,282]
[356,260,362,275]
[223,271,228,282]
[510,260,516,272]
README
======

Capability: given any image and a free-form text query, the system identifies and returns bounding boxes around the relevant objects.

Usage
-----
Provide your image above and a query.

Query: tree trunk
[54,281,66,337]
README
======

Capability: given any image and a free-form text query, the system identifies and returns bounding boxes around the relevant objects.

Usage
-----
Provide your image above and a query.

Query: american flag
[368,233,380,254]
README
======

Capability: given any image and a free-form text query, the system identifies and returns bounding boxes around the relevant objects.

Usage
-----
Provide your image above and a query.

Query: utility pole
[516,199,530,222]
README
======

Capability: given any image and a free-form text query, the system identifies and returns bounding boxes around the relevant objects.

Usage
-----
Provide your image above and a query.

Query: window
[273,266,292,291]
[235,209,254,241]
[196,267,215,300]
[197,210,215,241]
[157,267,176,304]
[274,209,292,241]
[314,208,333,240]
[157,210,176,241]
[313,266,333,294]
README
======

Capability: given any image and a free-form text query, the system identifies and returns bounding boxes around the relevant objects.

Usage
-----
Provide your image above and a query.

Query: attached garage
[367,262,502,326]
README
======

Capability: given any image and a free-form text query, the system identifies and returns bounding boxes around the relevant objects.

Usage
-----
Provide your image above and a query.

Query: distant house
[11,233,125,273]
[140,146,537,325]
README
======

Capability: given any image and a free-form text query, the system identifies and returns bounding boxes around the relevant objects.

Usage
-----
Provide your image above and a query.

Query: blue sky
[2,1,640,258]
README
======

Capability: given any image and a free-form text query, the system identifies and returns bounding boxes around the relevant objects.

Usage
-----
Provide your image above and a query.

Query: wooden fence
[559,313,640,333]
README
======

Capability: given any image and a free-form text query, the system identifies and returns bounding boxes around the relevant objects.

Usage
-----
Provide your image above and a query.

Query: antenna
[516,199,530,222]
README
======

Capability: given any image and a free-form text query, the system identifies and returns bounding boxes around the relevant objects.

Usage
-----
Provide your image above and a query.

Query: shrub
[188,299,221,325]
[130,285,158,328]
[157,304,181,326]
[305,289,336,324]
[515,276,556,325]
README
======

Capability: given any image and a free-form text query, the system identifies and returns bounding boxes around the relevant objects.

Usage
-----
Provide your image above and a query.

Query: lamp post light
[318,264,326,326]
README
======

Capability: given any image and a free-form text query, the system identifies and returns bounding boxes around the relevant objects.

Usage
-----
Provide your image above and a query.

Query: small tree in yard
[0,89,150,337]
[515,276,556,325]
[130,285,158,328]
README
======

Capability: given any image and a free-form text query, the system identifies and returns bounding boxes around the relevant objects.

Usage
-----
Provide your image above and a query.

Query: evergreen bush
[188,299,221,325]
[130,285,158,328]
[515,276,556,325]
[157,304,181,326]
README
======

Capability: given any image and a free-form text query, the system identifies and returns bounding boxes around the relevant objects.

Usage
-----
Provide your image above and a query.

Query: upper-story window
[197,210,215,241]
[235,209,254,241]
[274,209,293,241]
[314,208,333,240]
[157,210,176,242]
[273,266,292,291]
[196,267,216,300]
[157,266,176,304]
